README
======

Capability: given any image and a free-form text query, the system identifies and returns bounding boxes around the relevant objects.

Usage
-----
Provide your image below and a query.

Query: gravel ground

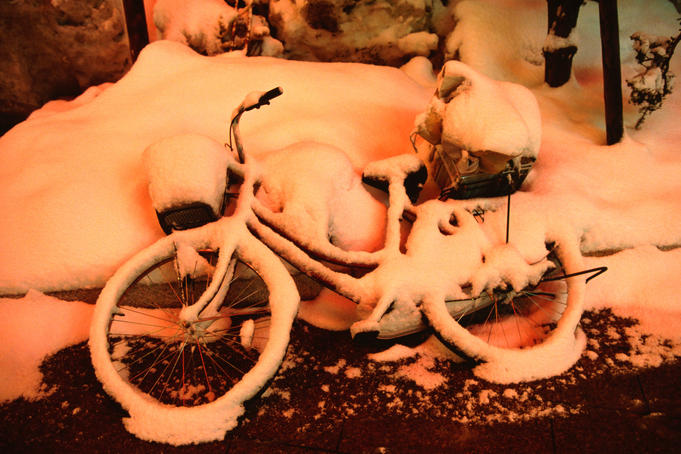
[1,306,680,454]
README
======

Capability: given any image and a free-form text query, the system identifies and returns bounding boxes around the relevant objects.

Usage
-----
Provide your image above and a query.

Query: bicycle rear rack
[434,154,536,200]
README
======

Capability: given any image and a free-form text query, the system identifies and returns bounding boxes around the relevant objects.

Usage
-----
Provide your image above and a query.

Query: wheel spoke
[198,343,241,386]
[202,338,250,377]
[210,332,260,365]
[510,299,524,344]
[524,290,567,321]
[429,242,585,357]
[110,317,174,331]
[114,306,178,325]
[181,346,186,406]
[195,340,214,400]
[113,337,170,374]
[128,337,178,386]
[158,339,188,401]
[496,298,510,347]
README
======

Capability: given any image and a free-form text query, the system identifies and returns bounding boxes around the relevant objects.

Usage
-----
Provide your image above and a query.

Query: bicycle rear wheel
[90,227,298,445]
[423,236,586,383]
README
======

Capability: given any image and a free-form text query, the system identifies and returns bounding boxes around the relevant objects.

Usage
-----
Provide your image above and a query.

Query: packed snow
[1,0,681,446]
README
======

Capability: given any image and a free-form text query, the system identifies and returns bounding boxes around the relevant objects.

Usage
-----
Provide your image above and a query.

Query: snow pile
[399,56,439,89]
[258,143,387,252]
[0,290,93,402]
[626,29,681,129]
[0,40,431,294]
[144,133,229,214]
[154,0,237,55]
[393,354,447,391]
[370,335,461,364]
[27,83,114,121]
[444,1,546,85]
[543,30,578,54]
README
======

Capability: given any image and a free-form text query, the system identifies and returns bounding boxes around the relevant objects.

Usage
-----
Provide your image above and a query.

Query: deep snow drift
[0,42,430,294]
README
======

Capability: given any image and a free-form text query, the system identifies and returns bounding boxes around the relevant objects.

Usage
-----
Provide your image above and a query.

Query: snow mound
[258,142,387,252]
[0,290,93,402]
[154,0,238,55]
[144,133,229,214]
[0,40,431,294]
[445,1,546,85]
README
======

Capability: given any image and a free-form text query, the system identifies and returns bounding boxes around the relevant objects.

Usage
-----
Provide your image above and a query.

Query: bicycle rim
[423,237,586,381]
[105,249,275,406]
[90,231,299,444]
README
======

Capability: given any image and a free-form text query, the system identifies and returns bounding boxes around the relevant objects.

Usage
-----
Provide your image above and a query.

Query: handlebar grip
[259,87,283,105]
[242,87,283,112]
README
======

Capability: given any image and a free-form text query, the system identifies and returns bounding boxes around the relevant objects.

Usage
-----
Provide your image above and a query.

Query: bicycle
[89,88,605,445]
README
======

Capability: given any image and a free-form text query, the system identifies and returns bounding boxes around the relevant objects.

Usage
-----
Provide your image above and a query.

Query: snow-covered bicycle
[89,88,604,445]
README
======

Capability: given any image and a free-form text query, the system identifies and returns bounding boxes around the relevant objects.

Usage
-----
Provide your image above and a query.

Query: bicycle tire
[422,234,586,383]
[89,223,299,445]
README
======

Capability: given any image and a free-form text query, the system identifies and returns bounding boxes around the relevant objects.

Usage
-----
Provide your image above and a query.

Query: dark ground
[1,302,680,454]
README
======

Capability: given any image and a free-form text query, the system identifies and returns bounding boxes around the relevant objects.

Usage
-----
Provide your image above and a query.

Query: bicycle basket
[430,147,535,200]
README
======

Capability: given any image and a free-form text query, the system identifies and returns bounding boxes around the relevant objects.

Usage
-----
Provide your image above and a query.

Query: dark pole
[544,0,583,87]
[598,0,624,144]
[122,0,150,62]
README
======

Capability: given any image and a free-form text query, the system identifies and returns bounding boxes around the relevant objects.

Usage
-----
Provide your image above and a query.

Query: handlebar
[229,87,283,163]
[243,87,283,112]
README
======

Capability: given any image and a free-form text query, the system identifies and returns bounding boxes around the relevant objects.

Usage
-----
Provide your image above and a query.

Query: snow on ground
[584,246,681,367]
[0,291,93,402]
[0,0,680,440]
[258,313,643,429]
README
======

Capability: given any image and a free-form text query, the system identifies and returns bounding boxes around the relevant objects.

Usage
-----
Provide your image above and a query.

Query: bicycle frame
[218,89,605,342]
[183,86,606,343]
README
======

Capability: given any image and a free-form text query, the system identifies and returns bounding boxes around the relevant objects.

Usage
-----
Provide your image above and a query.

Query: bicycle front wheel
[423,235,586,383]
[89,225,299,445]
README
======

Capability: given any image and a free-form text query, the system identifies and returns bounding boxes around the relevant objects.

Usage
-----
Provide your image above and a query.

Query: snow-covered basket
[143,133,230,233]
[414,60,541,199]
